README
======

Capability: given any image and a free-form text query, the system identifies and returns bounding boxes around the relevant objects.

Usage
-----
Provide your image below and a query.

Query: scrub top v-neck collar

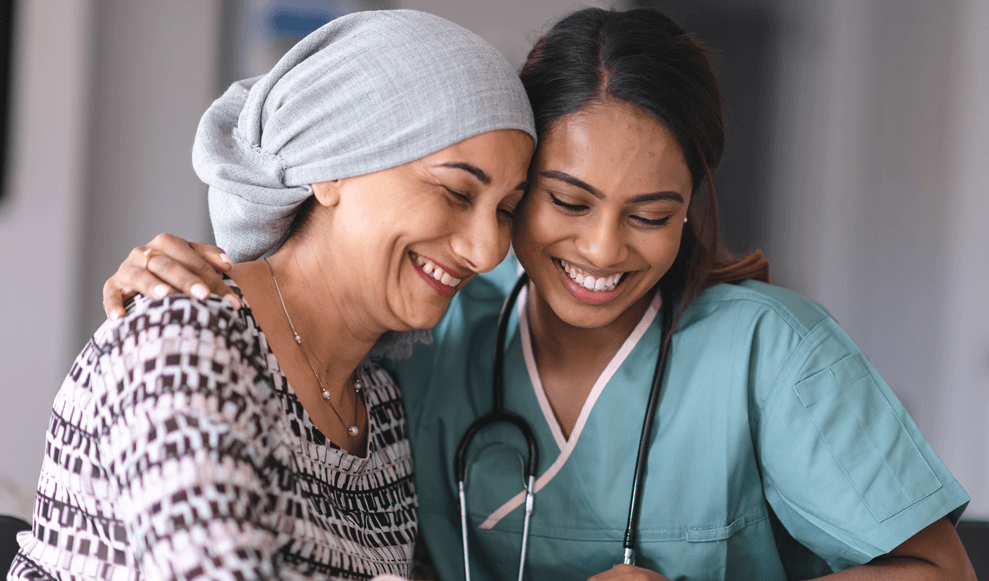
[478,284,662,530]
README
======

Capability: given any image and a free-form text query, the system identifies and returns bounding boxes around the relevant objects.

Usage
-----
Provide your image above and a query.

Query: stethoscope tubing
[622,295,674,564]
[456,274,537,581]
[456,273,673,576]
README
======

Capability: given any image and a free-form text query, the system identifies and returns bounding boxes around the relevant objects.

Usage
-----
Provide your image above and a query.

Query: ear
[310,180,342,207]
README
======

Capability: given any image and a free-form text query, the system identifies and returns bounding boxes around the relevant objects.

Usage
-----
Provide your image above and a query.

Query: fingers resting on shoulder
[102,232,239,320]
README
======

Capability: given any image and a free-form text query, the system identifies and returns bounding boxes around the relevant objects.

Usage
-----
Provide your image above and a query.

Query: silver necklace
[263,257,362,436]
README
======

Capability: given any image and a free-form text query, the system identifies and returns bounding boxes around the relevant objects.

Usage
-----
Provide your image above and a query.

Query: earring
[683,216,688,223]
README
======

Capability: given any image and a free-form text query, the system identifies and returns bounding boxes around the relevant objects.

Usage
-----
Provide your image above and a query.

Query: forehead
[535,101,692,197]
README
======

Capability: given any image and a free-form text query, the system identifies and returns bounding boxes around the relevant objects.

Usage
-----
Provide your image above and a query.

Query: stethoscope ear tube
[622,297,674,565]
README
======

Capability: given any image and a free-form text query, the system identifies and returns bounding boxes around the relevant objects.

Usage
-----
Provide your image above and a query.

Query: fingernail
[152,284,170,299]
[223,294,242,310]
[220,253,233,266]
[191,284,209,300]
[109,310,121,321]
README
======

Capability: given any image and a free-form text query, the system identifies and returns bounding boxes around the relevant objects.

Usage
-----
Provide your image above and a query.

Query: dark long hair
[519,7,770,325]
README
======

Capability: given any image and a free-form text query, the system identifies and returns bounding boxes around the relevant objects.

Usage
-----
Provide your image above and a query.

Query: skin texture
[512,100,691,438]
[109,129,532,456]
[99,105,974,580]
[271,128,533,341]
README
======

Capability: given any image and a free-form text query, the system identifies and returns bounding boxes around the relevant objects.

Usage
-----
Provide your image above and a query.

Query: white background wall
[1,0,986,525]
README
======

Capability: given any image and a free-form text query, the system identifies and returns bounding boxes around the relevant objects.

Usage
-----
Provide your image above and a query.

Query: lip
[410,251,467,298]
[556,258,629,304]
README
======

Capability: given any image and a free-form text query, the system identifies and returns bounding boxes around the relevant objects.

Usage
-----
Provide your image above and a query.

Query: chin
[401,305,448,330]
[550,300,621,330]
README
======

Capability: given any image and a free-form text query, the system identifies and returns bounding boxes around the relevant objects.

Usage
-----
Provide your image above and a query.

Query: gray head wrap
[193,9,535,263]
[192,9,535,358]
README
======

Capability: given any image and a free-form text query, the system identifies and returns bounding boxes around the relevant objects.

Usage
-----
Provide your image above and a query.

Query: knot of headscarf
[193,9,535,263]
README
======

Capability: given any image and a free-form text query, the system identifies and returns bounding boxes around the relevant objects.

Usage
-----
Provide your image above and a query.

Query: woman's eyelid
[547,191,589,212]
[442,184,473,204]
[630,213,672,227]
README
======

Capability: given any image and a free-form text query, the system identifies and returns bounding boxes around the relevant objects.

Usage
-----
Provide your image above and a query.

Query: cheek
[515,199,566,250]
[495,223,513,259]
[639,228,683,275]
[390,197,455,240]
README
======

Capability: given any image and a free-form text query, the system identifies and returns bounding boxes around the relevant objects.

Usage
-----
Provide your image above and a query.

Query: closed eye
[444,187,471,205]
[549,193,587,213]
[631,215,671,227]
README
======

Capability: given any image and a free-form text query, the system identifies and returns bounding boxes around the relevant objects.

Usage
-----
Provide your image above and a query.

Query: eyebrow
[540,170,684,204]
[436,162,491,185]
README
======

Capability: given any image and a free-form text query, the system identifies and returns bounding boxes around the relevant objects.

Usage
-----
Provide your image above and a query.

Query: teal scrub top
[387,259,968,581]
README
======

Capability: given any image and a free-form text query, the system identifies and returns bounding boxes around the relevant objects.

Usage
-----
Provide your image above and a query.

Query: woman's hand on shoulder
[102,232,239,319]
[588,564,671,581]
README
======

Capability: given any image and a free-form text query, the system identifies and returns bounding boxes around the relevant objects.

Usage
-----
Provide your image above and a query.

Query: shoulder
[77,285,270,421]
[673,280,872,414]
[108,280,250,344]
[686,280,833,339]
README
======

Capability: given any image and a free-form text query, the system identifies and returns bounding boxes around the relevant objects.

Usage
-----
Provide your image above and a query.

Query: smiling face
[512,100,692,331]
[311,129,533,332]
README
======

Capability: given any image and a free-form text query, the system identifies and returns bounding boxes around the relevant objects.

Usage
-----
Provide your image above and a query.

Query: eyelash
[445,187,471,205]
[447,187,515,221]
[548,193,671,227]
[548,193,587,213]
[631,215,670,227]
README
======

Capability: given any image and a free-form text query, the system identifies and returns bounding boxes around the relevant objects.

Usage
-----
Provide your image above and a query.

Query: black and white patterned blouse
[8,282,417,581]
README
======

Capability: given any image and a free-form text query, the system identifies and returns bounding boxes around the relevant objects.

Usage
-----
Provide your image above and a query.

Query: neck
[525,284,654,370]
[230,241,385,385]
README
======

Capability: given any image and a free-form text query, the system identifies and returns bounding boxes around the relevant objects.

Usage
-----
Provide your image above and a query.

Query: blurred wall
[0,0,222,518]
[759,0,989,517]
[1,0,986,526]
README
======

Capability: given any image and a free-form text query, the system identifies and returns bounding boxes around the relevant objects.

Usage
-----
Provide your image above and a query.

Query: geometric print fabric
[8,282,417,581]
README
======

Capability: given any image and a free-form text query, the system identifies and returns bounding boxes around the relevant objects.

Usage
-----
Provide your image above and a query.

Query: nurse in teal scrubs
[101,7,974,581]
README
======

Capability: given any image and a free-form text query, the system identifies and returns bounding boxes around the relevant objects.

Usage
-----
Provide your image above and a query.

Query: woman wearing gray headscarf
[9,10,534,581]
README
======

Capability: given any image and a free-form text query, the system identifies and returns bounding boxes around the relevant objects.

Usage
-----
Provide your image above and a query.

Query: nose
[450,208,508,273]
[574,213,628,267]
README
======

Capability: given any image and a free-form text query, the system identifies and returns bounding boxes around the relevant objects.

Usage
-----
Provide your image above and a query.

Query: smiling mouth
[559,259,628,292]
[411,252,462,288]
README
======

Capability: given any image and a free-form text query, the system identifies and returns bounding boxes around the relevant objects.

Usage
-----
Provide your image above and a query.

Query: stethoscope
[454,272,675,580]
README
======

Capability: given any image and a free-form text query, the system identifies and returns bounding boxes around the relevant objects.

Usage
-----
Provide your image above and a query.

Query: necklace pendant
[354,378,362,392]
[348,426,359,436]
[321,388,331,401]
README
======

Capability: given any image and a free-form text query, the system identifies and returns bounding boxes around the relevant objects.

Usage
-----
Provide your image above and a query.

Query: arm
[822,517,975,580]
[98,303,303,580]
[102,232,238,319]
[582,518,973,581]
[753,302,973,580]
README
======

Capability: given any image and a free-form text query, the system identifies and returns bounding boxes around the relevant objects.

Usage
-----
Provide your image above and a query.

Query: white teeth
[559,259,624,292]
[413,253,461,288]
